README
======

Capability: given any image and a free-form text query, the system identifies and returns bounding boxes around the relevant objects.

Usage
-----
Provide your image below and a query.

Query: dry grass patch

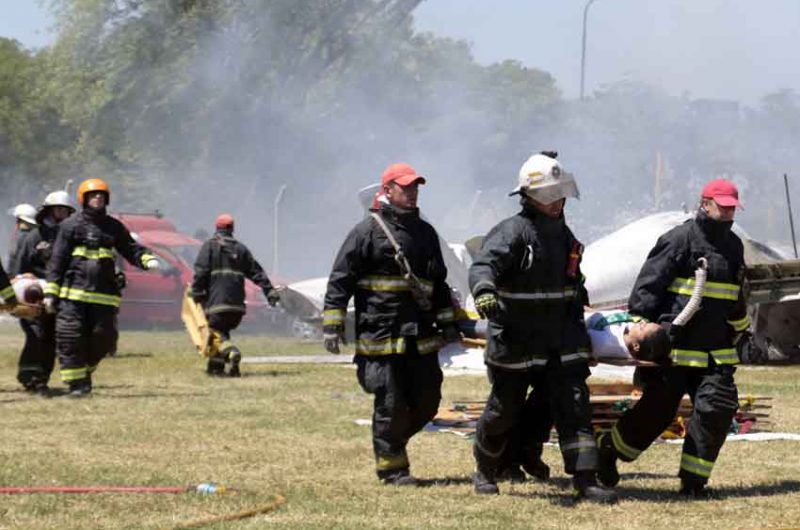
[1,322,799,529]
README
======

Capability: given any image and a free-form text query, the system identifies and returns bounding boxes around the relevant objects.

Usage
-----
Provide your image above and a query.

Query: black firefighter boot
[596,432,620,487]
[520,443,550,482]
[679,478,714,499]
[572,471,617,504]
[473,467,500,495]
[496,464,527,484]
[224,346,242,378]
[67,379,92,399]
[379,468,418,487]
[206,355,226,377]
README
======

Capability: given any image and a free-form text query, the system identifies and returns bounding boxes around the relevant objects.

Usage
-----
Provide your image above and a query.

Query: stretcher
[460,337,658,367]
[0,302,43,319]
[180,287,214,357]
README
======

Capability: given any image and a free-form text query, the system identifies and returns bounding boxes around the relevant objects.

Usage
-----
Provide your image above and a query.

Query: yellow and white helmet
[510,152,579,204]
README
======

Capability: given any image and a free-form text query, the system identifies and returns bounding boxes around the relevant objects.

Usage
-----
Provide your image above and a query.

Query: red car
[113,212,286,331]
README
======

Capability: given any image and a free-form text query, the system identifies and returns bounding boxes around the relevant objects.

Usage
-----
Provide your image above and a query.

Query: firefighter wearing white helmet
[510,151,580,204]
[468,151,615,503]
[9,203,38,226]
[10,190,76,394]
[7,203,38,278]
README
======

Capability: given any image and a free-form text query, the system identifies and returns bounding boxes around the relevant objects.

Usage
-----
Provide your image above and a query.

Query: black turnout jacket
[628,210,748,367]
[323,203,456,356]
[190,229,274,315]
[469,202,590,371]
[45,208,155,308]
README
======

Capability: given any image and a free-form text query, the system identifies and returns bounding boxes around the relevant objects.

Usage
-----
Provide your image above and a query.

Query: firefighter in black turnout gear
[8,203,38,274]
[597,179,752,498]
[323,163,460,486]
[0,260,15,306]
[190,213,280,377]
[45,179,160,398]
[12,191,75,394]
[469,152,615,503]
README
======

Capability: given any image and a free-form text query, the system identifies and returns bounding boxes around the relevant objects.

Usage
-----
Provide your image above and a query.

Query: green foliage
[1,0,559,212]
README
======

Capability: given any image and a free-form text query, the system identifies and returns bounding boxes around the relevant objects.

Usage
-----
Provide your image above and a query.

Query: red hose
[0,485,191,494]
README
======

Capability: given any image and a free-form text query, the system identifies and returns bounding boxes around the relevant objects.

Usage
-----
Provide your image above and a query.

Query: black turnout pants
[475,361,598,476]
[206,311,244,371]
[501,380,553,470]
[17,314,57,388]
[355,340,443,478]
[56,300,118,387]
[613,363,738,484]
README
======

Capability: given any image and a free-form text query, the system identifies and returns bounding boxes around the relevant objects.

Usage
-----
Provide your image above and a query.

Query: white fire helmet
[510,153,579,204]
[42,190,75,211]
[7,203,38,225]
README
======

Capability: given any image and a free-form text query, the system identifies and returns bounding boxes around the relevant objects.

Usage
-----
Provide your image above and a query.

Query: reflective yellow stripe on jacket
[0,285,15,301]
[668,277,740,301]
[72,246,115,260]
[497,287,577,301]
[323,308,346,326]
[560,350,591,365]
[355,335,441,356]
[45,282,60,296]
[59,287,121,307]
[356,275,434,296]
[727,314,750,332]
[671,348,738,367]
[210,269,244,277]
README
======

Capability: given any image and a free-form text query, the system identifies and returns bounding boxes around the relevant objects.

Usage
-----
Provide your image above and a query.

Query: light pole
[580,0,599,100]
[272,184,287,274]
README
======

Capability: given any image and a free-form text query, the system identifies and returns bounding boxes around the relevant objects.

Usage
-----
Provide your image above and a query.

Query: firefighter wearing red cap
[323,163,460,485]
[44,178,160,397]
[190,213,280,376]
[597,178,756,498]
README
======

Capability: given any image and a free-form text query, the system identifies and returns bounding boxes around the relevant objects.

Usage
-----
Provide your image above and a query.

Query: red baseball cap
[215,213,234,229]
[701,178,742,208]
[381,163,426,187]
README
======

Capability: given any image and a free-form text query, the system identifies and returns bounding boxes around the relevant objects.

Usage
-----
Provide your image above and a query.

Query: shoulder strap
[369,212,414,277]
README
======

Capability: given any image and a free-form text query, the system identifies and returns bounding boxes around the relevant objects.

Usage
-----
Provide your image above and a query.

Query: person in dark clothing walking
[323,162,461,486]
[45,179,160,398]
[7,203,37,273]
[190,214,280,377]
[0,260,15,306]
[12,190,75,394]
[597,179,756,498]
[469,151,615,503]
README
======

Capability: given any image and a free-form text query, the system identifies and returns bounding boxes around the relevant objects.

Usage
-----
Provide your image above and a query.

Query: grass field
[2,321,800,529]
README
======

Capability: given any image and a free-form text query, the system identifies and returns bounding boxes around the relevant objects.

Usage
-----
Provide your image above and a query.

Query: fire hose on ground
[0,484,285,528]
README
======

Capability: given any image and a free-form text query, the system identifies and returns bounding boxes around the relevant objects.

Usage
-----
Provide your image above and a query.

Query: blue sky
[1,1,799,104]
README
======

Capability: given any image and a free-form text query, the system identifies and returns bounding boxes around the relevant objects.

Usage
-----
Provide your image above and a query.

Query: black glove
[736,332,768,365]
[115,271,127,291]
[323,324,346,354]
[265,288,281,307]
[441,324,462,344]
